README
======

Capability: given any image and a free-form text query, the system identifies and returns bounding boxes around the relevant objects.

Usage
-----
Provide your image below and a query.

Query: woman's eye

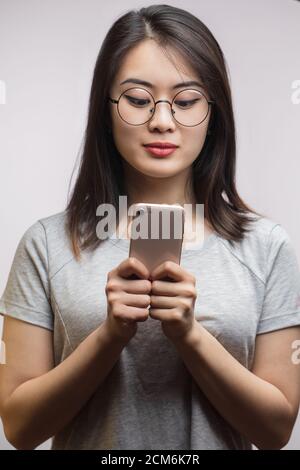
[126,96,150,106]
[175,99,198,108]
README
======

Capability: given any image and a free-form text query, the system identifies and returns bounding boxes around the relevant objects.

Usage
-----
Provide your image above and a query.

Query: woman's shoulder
[18,210,74,278]
[13,210,68,254]
[240,213,291,250]
[217,212,294,284]
[37,209,68,233]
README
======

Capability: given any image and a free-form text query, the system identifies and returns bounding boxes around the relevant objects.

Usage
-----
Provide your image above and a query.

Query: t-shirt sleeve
[0,221,54,331]
[257,224,300,334]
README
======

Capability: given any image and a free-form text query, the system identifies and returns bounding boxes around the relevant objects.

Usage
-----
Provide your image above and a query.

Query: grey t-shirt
[1,210,300,450]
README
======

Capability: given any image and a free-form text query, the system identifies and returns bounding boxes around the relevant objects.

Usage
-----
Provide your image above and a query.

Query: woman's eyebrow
[119,77,204,89]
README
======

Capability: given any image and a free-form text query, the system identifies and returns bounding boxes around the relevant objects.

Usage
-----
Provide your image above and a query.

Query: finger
[149,308,177,321]
[150,261,183,282]
[118,257,150,280]
[150,295,174,308]
[122,293,151,308]
[120,279,152,294]
[151,281,196,297]
[116,304,149,322]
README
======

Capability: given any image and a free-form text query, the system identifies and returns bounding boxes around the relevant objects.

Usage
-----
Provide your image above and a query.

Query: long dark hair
[66,3,264,261]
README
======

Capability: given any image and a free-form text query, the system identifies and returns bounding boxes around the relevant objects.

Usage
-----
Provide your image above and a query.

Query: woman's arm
[171,321,300,449]
[0,316,128,449]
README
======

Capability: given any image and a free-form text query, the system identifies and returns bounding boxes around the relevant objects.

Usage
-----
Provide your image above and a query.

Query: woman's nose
[147,102,177,131]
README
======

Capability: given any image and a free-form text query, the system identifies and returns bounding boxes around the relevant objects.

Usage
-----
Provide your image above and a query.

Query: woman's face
[109,39,211,179]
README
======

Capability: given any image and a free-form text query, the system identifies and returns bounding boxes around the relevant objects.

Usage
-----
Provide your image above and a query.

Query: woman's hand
[149,261,197,341]
[105,257,152,342]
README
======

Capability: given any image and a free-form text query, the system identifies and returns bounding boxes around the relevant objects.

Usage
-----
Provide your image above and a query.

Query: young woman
[1,4,300,450]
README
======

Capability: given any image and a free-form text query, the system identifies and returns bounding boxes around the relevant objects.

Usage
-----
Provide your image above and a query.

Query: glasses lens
[118,88,210,126]
[172,90,209,126]
[118,88,155,125]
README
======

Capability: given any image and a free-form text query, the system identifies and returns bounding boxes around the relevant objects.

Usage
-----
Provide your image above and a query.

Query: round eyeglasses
[108,87,214,127]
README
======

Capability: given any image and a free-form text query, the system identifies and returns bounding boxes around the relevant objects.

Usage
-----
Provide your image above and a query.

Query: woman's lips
[143,146,178,157]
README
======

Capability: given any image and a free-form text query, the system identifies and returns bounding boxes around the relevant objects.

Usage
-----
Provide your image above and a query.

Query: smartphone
[128,202,185,276]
